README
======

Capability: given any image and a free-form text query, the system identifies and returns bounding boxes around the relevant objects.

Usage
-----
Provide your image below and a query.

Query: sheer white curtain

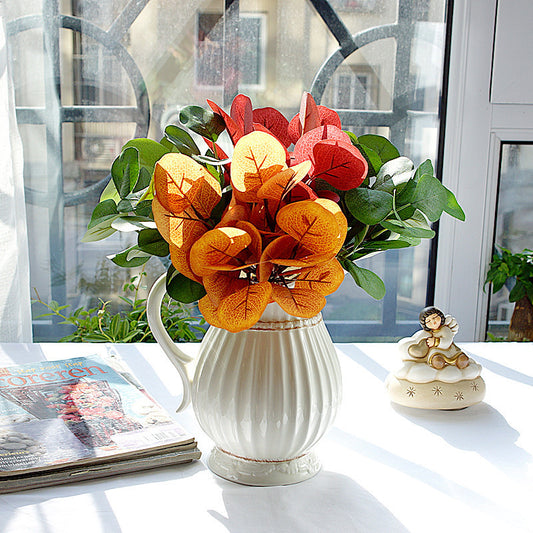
[0,3,32,342]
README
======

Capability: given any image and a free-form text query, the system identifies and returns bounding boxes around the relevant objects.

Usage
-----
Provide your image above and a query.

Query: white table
[0,341,532,533]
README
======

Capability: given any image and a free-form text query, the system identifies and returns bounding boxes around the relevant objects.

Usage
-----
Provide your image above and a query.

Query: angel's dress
[398,325,465,367]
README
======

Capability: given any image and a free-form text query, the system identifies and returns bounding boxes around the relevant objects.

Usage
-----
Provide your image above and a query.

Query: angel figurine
[399,307,470,370]
[386,307,485,410]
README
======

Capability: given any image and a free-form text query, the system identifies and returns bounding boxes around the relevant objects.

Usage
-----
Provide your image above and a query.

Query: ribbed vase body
[191,303,342,484]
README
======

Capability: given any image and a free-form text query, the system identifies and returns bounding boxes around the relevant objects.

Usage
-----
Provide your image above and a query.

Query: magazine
[0,355,200,493]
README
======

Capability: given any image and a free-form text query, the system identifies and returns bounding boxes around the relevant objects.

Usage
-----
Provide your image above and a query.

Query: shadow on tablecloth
[207,470,410,533]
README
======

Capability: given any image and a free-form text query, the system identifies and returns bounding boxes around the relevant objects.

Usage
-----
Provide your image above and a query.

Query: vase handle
[146,273,196,412]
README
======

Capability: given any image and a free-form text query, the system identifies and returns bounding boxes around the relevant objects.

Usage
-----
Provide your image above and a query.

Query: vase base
[207,447,321,486]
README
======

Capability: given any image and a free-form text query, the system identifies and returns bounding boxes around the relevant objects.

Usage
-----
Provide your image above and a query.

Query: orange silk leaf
[230,131,287,202]
[235,221,262,262]
[203,271,249,307]
[198,295,225,329]
[258,235,297,282]
[258,235,332,281]
[190,227,252,278]
[152,196,207,249]
[217,282,273,332]
[276,200,341,255]
[294,258,345,296]
[170,243,202,283]
[314,197,348,254]
[154,153,221,218]
[218,201,251,228]
[256,160,311,204]
[271,285,326,318]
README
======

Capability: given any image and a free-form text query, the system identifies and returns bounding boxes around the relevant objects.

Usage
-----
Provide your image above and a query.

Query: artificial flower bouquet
[83,93,464,332]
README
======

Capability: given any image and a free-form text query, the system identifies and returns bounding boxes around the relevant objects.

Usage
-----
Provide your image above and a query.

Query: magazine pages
[0,355,200,492]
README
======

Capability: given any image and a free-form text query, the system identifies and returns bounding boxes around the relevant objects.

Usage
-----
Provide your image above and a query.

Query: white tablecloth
[0,341,532,533]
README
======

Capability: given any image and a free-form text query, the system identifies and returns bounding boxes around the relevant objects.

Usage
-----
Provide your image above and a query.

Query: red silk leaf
[207,99,243,144]
[287,181,318,202]
[299,92,320,136]
[292,125,351,169]
[231,94,254,135]
[288,101,343,145]
[317,189,341,203]
[252,107,291,147]
[311,139,368,190]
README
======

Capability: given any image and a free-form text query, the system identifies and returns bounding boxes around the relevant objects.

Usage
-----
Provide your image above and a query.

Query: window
[486,143,533,338]
[5,0,451,341]
[196,12,265,88]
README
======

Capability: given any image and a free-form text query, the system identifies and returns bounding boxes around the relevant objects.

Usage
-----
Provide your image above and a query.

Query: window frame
[435,0,533,340]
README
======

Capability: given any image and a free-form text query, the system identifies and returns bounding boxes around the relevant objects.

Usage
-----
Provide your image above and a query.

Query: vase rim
[248,302,322,330]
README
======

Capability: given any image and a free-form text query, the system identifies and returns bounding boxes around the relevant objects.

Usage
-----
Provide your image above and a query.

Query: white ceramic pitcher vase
[146,273,342,486]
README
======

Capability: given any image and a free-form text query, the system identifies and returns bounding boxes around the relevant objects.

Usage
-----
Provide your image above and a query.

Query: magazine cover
[0,355,197,477]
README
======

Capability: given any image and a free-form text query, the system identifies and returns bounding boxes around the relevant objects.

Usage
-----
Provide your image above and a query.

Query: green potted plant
[484,247,533,341]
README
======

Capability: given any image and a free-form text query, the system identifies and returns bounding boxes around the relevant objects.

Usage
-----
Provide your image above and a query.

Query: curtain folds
[0,5,32,342]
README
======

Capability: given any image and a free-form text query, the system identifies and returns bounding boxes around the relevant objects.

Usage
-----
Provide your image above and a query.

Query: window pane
[486,143,533,338]
[6,0,450,341]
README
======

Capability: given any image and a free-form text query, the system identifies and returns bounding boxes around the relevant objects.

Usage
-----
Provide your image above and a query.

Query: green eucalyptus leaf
[111,216,157,232]
[82,215,120,242]
[122,138,169,172]
[361,240,413,250]
[354,143,381,176]
[443,187,466,221]
[373,177,396,194]
[100,176,121,203]
[179,105,226,141]
[411,174,448,222]
[133,166,152,193]
[164,124,201,156]
[350,224,370,249]
[108,246,151,268]
[192,153,232,166]
[159,137,181,153]
[413,159,434,180]
[112,146,140,199]
[166,267,206,303]
[357,134,400,164]
[395,179,417,204]
[88,199,118,228]
[397,204,417,220]
[342,260,386,300]
[138,229,170,257]
[126,248,151,261]
[380,217,435,239]
[135,199,153,218]
[345,131,358,144]
[117,199,134,213]
[345,188,393,225]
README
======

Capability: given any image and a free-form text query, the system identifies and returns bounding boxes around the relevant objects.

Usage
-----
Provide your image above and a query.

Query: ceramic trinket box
[386,307,485,409]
